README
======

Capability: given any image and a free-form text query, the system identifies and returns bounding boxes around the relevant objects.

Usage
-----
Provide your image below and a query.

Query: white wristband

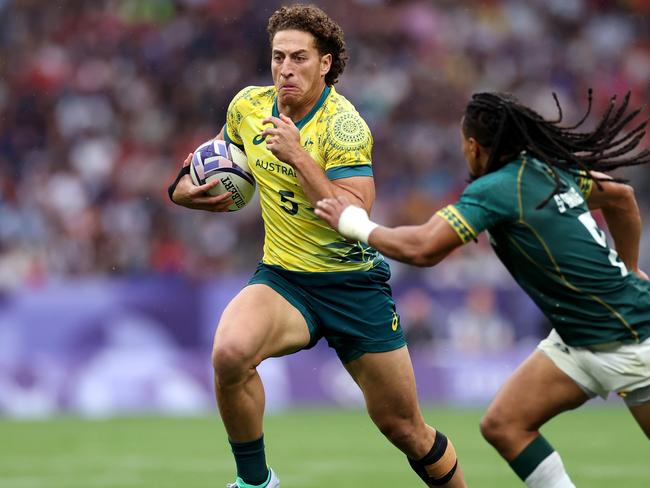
[338,205,379,244]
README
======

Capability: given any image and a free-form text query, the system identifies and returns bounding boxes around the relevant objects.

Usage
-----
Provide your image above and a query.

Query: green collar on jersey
[272,85,331,130]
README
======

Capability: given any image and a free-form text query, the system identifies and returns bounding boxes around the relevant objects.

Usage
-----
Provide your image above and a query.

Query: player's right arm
[315,197,464,267]
[586,171,645,278]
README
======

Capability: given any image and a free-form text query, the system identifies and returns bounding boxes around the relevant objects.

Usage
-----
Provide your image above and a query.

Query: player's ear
[320,53,332,78]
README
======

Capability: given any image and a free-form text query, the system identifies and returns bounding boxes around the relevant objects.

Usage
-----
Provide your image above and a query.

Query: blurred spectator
[398,287,439,352]
[445,286,516,355]
[0,0,647,289]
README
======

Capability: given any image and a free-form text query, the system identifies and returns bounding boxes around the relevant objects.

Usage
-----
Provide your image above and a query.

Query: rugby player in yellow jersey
[317,91,650,487]
[169,4,467,488]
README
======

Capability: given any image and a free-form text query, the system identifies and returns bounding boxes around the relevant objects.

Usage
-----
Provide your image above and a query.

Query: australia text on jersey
[255,159,297,177]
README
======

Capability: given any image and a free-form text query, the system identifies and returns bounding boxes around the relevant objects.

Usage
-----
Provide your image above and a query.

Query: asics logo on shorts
[391,312,399,331]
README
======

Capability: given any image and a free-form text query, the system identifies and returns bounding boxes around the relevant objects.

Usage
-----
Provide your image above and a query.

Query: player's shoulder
[229,85,276,111]
[320,87,372,150]
[323,87,366,121]
[470,160,520,193]
[325,86,356,109]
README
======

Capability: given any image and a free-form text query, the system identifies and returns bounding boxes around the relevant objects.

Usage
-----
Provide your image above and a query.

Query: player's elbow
[401,246,443,268]
[597,181,636,211]
[618,183,636,208]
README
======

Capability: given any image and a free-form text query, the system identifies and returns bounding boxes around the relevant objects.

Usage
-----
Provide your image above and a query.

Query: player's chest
[241,117,323,185]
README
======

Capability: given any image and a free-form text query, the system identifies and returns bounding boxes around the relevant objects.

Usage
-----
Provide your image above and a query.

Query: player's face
[271,29,331,109]
[460,125,482,179]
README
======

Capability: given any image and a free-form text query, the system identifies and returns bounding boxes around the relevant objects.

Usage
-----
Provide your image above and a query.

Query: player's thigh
[214,284,311,364]
[485,350,589,430]
[628,400,650,439]
[345,346,422,420]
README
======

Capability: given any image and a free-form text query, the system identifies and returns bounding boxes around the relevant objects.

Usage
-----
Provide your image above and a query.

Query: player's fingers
[315,207,335,219]
[214,200,234,212]
[195,178,221,194]
[206,191,232,204]
[260,126,279,137]
[206,194,234,212]
[335,195,350,205]
[182,152,192,167]
[262,116,282,126]
[193,192,232,207]
[279,113,295,127]
[316,199,334,209]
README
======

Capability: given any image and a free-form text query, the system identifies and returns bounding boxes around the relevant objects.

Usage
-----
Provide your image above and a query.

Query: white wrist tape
[338,205,379,244]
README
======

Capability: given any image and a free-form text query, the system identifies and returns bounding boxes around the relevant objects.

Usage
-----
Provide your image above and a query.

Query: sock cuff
[509,435,555,481]
[229,435,265,455]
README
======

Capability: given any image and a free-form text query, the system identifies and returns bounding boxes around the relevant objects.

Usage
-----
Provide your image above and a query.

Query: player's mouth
[280,84,298,92]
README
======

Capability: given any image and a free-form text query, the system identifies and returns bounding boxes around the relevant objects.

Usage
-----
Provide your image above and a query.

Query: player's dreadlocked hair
[462,90,650,208]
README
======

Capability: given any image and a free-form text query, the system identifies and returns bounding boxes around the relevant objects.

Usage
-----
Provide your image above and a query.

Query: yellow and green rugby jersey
[437,154,650,347]
[224,85,382,272]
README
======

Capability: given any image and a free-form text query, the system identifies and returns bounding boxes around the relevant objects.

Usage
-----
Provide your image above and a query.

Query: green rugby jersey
[437,154,650,346]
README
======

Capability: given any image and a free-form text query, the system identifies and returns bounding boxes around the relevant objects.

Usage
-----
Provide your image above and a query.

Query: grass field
[1,406,648,487]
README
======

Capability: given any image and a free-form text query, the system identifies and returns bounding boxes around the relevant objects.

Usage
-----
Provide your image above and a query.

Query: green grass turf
[1,406,648,487]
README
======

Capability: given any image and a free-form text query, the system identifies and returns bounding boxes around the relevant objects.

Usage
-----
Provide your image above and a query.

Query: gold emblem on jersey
[329,112,369,151]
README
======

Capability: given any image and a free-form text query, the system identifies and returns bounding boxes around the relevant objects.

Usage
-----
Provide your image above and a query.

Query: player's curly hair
[463,90,649,208]
[267,4,347,86]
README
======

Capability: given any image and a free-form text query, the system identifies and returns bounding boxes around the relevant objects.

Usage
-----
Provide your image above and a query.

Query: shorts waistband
[584,340,630,352]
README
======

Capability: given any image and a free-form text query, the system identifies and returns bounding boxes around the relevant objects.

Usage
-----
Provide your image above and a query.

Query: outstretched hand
[315,196,378,244]
[171,152,234,212]
[315,196,352,232]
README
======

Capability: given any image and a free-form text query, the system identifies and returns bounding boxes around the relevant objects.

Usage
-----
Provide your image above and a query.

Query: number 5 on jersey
[279,190,298,215]
[578,211,628,276]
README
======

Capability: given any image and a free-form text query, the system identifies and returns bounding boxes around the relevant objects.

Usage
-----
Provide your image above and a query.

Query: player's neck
[277,84,327,122]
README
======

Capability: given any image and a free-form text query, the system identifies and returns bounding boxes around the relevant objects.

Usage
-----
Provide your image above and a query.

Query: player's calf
[408,430,459,486]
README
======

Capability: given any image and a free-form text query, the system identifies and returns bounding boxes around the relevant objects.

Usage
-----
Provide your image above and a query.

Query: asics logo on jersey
[253,133,267,145]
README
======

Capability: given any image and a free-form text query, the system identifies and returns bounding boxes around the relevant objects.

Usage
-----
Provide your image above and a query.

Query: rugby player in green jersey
[316,91,650,488]
[169,4,467,488]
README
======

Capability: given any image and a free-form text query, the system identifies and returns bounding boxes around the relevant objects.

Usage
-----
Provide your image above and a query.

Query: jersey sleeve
[224,86,256,147]
[436,174,519,244]
[321,111,374,180]
[573,170,594,199]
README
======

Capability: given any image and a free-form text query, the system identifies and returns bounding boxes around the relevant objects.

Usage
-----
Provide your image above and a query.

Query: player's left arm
[315,197,464,267]
[261,114,374,211]
[586,171,645,277]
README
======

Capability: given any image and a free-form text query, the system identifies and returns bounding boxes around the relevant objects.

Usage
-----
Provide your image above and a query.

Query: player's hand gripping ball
[189,140,256,211]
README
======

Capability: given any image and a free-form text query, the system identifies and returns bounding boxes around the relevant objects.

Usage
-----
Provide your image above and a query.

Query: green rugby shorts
[247,261,405,363]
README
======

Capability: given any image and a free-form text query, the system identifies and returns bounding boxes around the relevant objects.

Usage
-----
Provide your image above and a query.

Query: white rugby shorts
[538,329,650,407]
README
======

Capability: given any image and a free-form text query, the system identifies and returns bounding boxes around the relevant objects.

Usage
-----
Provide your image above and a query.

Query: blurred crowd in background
[1,0,649,416]
[1,0,649,287]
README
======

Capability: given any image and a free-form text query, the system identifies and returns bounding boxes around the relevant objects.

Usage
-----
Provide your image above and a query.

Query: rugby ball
[189,139,256,211]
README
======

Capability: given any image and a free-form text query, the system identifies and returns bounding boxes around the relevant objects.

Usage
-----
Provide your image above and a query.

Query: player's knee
[408,430,458,486]
[211,340,254,386]
[480,408,529,451]
[375,416,419,448]
[479,414,503,444]
[479,411,508,446]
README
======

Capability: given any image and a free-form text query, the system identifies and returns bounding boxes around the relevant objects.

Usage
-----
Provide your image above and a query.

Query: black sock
[229,435,269,486]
